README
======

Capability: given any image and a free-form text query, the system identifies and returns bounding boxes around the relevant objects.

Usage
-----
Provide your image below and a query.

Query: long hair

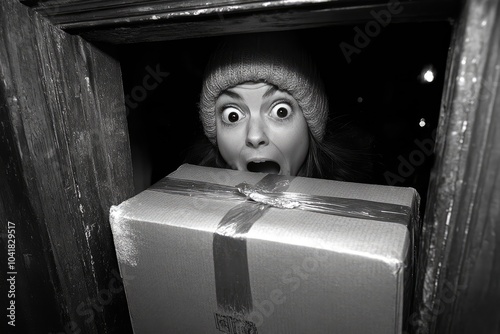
[298,131,375,182]
[184,127,376,183]
[183,136,229,170]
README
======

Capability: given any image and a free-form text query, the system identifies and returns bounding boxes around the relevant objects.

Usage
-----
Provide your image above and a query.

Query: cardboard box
[109,164,419,334]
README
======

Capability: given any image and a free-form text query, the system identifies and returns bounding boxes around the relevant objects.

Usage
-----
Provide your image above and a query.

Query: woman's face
[215,82,309,176]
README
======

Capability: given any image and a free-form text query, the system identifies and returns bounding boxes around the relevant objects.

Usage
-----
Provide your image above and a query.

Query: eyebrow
[218,90,243,101]
[220,84,281,101]
[262,85,280,99]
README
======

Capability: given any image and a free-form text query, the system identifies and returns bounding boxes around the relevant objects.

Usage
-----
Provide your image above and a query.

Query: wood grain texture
[412,0,500,332]
[0,0,134,332]
[20,0,459,44]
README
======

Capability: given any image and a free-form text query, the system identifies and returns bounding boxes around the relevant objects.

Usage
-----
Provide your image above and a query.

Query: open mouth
[247,161,281,174]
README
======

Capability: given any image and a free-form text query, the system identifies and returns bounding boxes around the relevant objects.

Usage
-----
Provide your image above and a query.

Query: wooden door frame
[1,1,134,333]
[23,0,459,44]
[5,0,499,333]
[411,0,500,332]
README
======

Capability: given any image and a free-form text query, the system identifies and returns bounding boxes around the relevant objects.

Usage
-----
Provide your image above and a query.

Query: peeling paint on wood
[0,0,134,332]
[413,0,500,333]
[21,0,459,44]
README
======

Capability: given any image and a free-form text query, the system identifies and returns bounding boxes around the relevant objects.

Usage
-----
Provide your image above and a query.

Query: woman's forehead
[231,82,270,90]
[221,83,292,101]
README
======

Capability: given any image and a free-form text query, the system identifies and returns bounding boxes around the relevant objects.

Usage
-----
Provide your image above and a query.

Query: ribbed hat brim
[199,33,329,144]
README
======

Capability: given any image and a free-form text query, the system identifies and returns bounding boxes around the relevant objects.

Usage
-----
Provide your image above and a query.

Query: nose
[246,117,269,148]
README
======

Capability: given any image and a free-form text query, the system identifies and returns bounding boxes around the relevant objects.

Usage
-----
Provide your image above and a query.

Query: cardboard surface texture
[109,164,419,334]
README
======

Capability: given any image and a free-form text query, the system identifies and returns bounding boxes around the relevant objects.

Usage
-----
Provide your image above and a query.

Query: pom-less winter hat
[199,32,329,145]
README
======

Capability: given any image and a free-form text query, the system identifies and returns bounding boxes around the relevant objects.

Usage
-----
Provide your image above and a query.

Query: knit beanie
[199,32,329,145]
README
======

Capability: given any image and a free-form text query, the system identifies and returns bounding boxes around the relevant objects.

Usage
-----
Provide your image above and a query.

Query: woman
[187,32,375,182]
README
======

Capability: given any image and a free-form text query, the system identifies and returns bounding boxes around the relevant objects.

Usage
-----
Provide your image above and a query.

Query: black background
[118,21,452,213]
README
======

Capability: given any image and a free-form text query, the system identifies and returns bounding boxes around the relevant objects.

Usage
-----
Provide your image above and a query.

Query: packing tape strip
[149,174,414,316]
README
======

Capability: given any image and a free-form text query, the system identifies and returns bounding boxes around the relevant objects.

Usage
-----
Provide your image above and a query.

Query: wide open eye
[270,102,292,120]
[221,107,246,124]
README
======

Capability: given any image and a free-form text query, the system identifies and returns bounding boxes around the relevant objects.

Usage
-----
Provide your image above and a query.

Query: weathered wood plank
[412,0,500,332]
[20,0,459,44]
[0,0,134,332]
